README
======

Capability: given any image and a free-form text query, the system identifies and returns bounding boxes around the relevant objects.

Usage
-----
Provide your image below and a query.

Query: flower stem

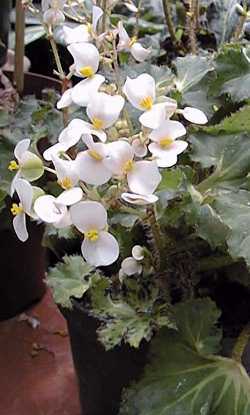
[232,322,250,363]
[144,206,163,272]
[162,0,177,45]
[187,0,198,54]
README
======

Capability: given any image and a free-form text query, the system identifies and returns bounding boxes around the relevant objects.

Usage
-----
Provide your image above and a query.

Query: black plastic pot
[62,302,149,415]
[0,0,11,66]
[0,72,62,320]
[0,215,46,321]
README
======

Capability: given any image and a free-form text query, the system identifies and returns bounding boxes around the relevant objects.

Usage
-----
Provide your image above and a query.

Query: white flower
[75,134,112,185]
[43,142,70,161]
[62,92,125,143]
[68,42,100,78]
[63,6,103,44]
[34,195,71,228]
[70,201,119,266]
[11,178,33,242]
[106,140,161,195]
[58,119,89,147]
[123,75,176,129]
[179,107,208,125]
[121,192,158,205]
[117,22,151,62]
[9,139,44,196]
[51,155,83,206]
[148,120,187,167]
[120,245,144,276]
[57,74,105,109]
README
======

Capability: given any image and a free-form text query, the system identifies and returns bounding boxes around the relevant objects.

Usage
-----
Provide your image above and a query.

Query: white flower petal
[14,139,30,161]
[127,160,161,195]
[121,257,142,275]
[76,151,112,185]
[130,42,151,62]
[59,118,88,146]
[132,245,144,261]
[132,139,147,157]
[92,6,103,32]
[71,75,105,107]
[105,140,134,176]
[81,231,119,266]
[54,209,72,228]
[51,155,79,185]
[68,43,99,77]
[149,120,186,142]
[56,187,83,206]
[13,213,28,242]
[139,103,169,129]
[87,92,125,128]
[34,195,66,223]
[63,24,91,45]
[149,140,188,158]
[182,107,208,125]
[121,192,158,205]
[70,201,107,232]
[43,142,69,161]
[123,74,155,110]
[57,88,73,109]
[117,21,130,51]
[14,178,33,213]
[10,171,21,197]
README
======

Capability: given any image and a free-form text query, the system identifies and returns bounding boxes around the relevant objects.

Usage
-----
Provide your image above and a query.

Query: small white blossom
[117,22,151,62]
[34,195,71,228]
[120,245,144,276]
[75,134,112,185]
[68,42,100,78]
[70,201,119,266]
[179,107,208,124]
[107,140,161,195]
[121,192,158,205]
[11,179,33,242]
[9,139,44,196]
[148,120,187,167]
[63,6,103,44]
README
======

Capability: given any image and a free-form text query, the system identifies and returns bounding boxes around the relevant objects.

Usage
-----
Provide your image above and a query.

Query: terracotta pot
[61,302,149,415]
[0,72,61,320]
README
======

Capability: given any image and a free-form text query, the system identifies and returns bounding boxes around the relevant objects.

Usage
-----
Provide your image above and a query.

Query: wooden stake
[14,0,25,94]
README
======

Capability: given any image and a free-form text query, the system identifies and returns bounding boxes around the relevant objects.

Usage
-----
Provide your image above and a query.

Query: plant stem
[162,0,177,45]
[15,0,25,94]
[144,206,163,272]
[196,168,222,193]
[187,0,198,54]
[102,0,108,33]
[49,36,64,79]
[232,322,250,363]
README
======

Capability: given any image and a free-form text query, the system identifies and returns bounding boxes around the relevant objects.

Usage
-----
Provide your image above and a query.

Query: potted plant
[8,0,250,414]
[0,0,64,320]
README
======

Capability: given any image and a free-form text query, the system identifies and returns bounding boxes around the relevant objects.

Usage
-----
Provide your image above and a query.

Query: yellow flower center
[139,96,153,111]
[79,66,94,77]
[129,36,137,47]
[87,22,92,34]
[92,117,104,130]
[85,229,99,242]
[88,150,103,161]
[123,159,134,174]
[8,160,19,171]
[58,176,73,190]
[11,203,24,216]
[159,137,174,148]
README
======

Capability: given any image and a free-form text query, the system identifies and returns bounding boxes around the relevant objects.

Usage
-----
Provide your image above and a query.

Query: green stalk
[162,0,177,45]
[232,322,250,363]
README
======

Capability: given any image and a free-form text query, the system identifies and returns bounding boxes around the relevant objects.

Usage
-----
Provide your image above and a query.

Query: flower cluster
[9,2,207,269]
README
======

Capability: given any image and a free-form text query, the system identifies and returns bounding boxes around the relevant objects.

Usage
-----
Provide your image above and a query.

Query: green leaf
[206,0,239,45]
[157,168,184,191]
[120,300,250,415]
[190,132,250,185]
[214,190,250,267]
[0,140,15,194]
[210,46,250,101]
[47,255,97,308]
[174,55,213,93]
[174,298,222,354]
[89,277,172,350]
[197,106,250,135]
